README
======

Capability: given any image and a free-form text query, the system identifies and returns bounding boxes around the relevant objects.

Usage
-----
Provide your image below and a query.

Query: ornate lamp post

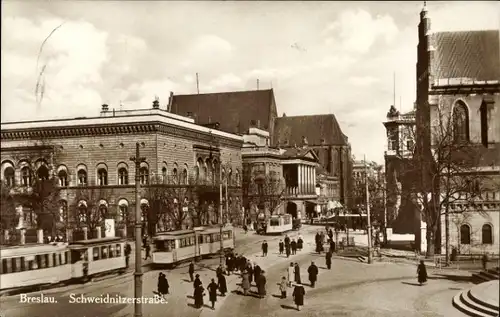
[130,143,146,317]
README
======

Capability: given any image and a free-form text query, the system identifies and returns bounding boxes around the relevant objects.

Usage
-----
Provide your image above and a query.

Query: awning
[305,200,318,205]
[327,200,343,210]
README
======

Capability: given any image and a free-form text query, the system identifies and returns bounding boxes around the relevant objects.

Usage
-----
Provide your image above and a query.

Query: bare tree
[244,170,286,217]
[0,182,16,233]
[70,187,114,238]
[405,105,488,257]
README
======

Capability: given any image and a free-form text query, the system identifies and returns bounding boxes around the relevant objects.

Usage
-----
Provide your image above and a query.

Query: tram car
[0,243,71,291]
[152,225,235,267]
[68,237,127,281]
[256,214,294,235]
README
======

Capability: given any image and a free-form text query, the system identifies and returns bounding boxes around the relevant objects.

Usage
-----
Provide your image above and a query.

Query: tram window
[180,238,186,248]
[198,236,204,244]
[189,237,195,246]
[20,257,26,271]
[116,244,122,256]
[93,247,100,261]
[54,253,60,266]
[110,244,116,257]
[2,259,10,274]
[270,219,279,226]
[0,259,3,274]
[47,254,53,268]
[101,246,108,259]
[12,258,19,273]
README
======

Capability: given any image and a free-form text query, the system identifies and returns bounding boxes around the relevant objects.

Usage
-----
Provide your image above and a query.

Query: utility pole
[130,143,146,317]
[364,155,373,264]
[383,175,388,246]
[225,175,229,224]
[219,162,224,267]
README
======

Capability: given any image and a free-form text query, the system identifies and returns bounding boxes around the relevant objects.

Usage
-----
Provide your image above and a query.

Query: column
[96,227,102,239]
[307,166,311,194]
[20,228,26,245]
[298,165,302,194]
[83,226,88,240]
[37,229,44,243]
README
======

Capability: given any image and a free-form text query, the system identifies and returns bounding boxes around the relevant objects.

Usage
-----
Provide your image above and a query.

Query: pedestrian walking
[188,262,195,282]
[291,239,297,255]
[329,240,336,253]
[193,274,202,290]
[144,241,151,260]
[284,235,290,249]
[193,283,205,309]
[254,264,262,285]
[256,271,267,298]
[292,283,306,311]
[217,272,227,296]
[207,278,218,310]
[262,240,268,256]
[241,270,251,295]
[279,276,287,298]
[279,240,284,255]
[125,242,131,268]
[325,250,332,270]
[482,253,489,271]
[308,261,319,288]
[247,262,254,284]
[297,237,303,251]
[417,260,427,286]
[294,263,301,284]
[157,272,170,298]
[287,263,294,287]
[216,265,224,277]
[315,233,322,254]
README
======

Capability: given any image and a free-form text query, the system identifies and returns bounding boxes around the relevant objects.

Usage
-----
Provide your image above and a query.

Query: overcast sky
[1,1,499,163]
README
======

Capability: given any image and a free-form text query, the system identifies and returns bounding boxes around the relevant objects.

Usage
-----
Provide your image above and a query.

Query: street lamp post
[130,143,146,317]
[364,156,373,264]
[219,163,224,267]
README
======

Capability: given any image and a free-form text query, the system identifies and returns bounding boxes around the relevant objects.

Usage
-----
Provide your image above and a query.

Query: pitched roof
[281,147,319,161]
[169,89,276,134]
[432,30,500,81]
[273,114,347,146]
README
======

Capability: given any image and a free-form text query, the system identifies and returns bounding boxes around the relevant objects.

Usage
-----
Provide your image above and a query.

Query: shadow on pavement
[428,274,472,283]
[186,295,194,299]
[280,304,297,310]
[272,294,283,299]
[182,279,192,283]
[187,303,199,309]
[401,281,422,286]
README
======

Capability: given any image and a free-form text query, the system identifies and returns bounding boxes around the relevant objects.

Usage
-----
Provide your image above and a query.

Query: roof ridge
[174,89,273,97]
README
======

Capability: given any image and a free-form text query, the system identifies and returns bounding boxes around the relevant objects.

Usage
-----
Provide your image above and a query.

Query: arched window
[482,224,493,244]
[460,224,471,245]
[59,200,68,223]
[58,170,68,187]
[118,200,128,223]
[77,169,87,186]
[118,168,128,185]
[453,102,469,142]
[78,201,88,224]
[139,167,149,185]
[182,168,188,184]
[99,202,108,220]
[98,168,108,186]
[162,167,167,183]
[37,165,49,181]
[21,166,32,186]
[206,158,212,182]
[4,167,15,186]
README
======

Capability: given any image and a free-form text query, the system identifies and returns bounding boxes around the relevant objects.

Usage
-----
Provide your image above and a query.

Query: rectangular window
[54,253,60,266]
[12,257,19,273]
[47,254,53,268]
[198,236,204,244]
[101,246,109,259]
[116,244,122,257]
[4,259,12,274]
[20,257,26,271]
[110,244,116,258]
[93,247,100,261]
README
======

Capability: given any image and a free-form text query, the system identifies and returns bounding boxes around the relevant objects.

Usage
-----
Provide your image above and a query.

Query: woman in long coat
[294,263,301,284]
[287,263,294,287]
[256,271,267,298]
[194,284,205,309]
[207,278,218,309]
[157,273,169,297]
[217,272,227,296]
[292,283,306,311]
[297,237,303,251]
[241,270,251,295]
[417,260,427,285]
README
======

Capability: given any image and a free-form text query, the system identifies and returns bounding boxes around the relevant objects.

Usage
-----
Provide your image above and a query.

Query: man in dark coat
[207,278,218,309]
[291,239,297,255]
[217,272,227,296]
[284,235,290,249]
[329,240,336,253]
[247,262,254,284]
[294,263,301,284]
[308,261,319,288]
[297,237,303,251]
[325,251,332,270]
[262,240,268,256]
[193,274,202,291]
[225,254,233,274]
[216,265,224,277]
[194,284,205,309]
[157,272,169,298]
[188,262,195,282]
[254,264,262,285]
[256,271,267,298]
[125,243,132,268]
[417,260,427,285]
[292,283,306,311]
[278,240,284,255]
[144,241,151,260]
[315,233,322,254]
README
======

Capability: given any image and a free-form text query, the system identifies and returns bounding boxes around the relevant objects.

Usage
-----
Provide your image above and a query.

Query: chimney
[187,111,193,118]
[167,91,174,111]
[152,97,160,109]
[101,104,109,112]
[257,120,261,129]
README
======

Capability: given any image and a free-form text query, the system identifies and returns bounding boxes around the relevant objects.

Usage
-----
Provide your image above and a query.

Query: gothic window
[77,170,87,186]
[172,168,178,181]
[182,168,188,184]
[4,167,15,186]
[59,200,68,223]
[78,202,87,224]
[453,102,469,142]
[228,169,233,186]
[235,170,240,186]
[460,224,471,245]
[118,168,128,185]
[482,224,493,244]
[139,167,149,185]
[98,168,108,186]
[162,167,167,183]
[21,167,32,186]
[58,170,68,187]
[37,165,49,181]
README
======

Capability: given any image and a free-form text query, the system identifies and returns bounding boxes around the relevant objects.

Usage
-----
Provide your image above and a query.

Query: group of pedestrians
[277,234,304,257]
[189,262,228,310]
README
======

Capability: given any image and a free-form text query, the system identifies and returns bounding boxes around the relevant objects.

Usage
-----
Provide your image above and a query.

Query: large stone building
[169,90,353,215]
[1,100,243,240]
[415,4,500,254]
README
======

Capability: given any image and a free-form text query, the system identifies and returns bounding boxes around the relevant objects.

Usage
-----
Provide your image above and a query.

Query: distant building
[415,4,500,254]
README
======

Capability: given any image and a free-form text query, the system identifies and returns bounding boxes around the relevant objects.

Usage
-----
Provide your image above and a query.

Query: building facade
[415,4,500,254]
[1,100,243,241]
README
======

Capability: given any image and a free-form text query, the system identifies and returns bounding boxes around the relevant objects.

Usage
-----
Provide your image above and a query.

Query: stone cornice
[1,122,243,149]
